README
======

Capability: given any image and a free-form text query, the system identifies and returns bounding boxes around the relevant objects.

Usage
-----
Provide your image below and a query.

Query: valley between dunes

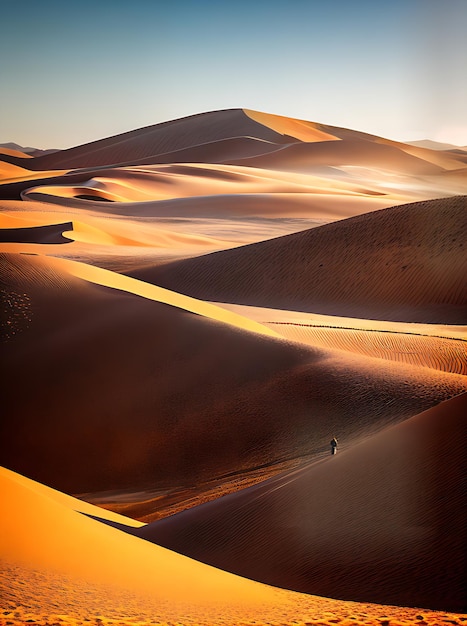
[1,109,466,625]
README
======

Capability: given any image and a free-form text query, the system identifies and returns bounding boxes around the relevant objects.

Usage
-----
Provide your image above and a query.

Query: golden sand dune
[0,160,33,180]
[266,324,467,374]
[244,109,342,143]
[135,393,467,613]
[2,467,461,626]
[228,138,445,175]
[131,196,467,323]
[0,147,33,158]
[245,109,467,171]
[217,303,467,375]
[17,188,404,225]
[21,162,391,203]
[1,252,466,496]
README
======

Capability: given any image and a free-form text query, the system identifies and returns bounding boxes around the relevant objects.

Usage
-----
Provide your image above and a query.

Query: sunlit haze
[1,0,466,149]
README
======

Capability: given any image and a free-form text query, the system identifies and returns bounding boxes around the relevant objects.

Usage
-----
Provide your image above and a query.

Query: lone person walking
[330,437,338,455]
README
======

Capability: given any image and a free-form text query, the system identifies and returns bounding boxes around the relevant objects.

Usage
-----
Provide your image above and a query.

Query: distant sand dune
[21,162,390,203]
[131,196,467,323]
[137,393,467,613]
[228,139,444,175]
[11,109,294,170]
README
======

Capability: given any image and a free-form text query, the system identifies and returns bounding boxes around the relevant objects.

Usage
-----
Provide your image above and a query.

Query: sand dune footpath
[130,195,467,323]
[133,393,467,613]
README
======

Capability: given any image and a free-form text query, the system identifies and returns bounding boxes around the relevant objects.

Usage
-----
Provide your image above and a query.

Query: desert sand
[1,108,466,624]
[3,466,464,626]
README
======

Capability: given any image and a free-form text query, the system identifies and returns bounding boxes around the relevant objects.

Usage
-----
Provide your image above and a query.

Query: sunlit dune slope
[0,147,33,159]
[218,303,467,375]
[130,196,467,323]
[0,466,320,625]
[244,109,467,170]
[0,160,33,180]
[2,466,144,528]
[21,162,391,203]
[228,138,444,175]
[266,323,467,374]
[136,393,467,613]
[2,468,459,626]
[1,252,466,495]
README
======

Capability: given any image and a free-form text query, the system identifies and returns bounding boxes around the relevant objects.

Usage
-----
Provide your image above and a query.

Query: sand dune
[21,162,391,203]
[1,252,466,496]
[1,108,466,622]
[3,467,460,626]
[217,303,467,375]
[9,109,294,170]
[131,195,467,323]
[135,393,467,613]
[228,138,445,175]
[0,221,73,244]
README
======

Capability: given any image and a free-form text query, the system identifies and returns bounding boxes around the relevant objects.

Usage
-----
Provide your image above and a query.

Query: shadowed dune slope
[0,221,73,244]
[130,196,467,323]
[1,253,465,494]
[136,393,467,613]
[10,109,295,171]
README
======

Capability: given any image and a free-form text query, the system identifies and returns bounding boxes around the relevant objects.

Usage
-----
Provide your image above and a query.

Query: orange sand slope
[3,467,464,626]
[217,303,467,375]
[130,195,467,323]
[1,251,466,496]
[135,393,467,613]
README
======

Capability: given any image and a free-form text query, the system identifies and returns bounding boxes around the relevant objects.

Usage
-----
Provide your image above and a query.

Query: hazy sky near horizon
[1,0,466,149]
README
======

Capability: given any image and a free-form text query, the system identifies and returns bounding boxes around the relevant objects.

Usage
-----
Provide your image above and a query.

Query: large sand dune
[2,466,459,626]
[1,108,466,622]
[2,251,465,496]
[130,195,467,323]
[134,393,467,613]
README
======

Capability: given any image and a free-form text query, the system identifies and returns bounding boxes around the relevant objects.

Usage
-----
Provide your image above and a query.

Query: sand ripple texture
[1,563,466,626]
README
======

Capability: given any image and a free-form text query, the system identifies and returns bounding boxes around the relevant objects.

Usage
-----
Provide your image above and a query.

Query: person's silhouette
[330,437,338,455]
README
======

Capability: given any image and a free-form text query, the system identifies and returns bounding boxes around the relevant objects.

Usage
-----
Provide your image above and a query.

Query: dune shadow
[0,222,74,244]
[79,511,140,536]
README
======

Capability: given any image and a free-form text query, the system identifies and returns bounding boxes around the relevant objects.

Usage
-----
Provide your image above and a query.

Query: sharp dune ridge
[7,109,294,170]
[1,107,466,623]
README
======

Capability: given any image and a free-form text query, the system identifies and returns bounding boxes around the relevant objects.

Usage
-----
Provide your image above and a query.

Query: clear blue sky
[1,0,466,149]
